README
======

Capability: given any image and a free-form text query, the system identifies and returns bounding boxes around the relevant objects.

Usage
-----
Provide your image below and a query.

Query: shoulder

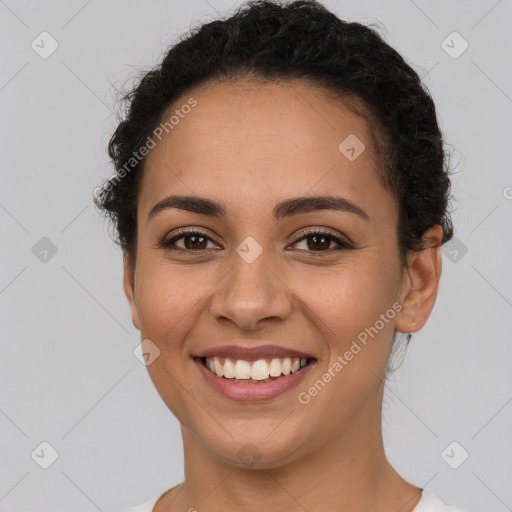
[414,491,468,512]
[115,485,179,512]
[117,492,162,512]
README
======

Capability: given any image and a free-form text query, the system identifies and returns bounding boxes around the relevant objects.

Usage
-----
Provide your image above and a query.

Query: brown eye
[180,233,208,250]
[158,228,353,255]
[304,233,332,251]
[292,229,353,253]
[159,230,219,252]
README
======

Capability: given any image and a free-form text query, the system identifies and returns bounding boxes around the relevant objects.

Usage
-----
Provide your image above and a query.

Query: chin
[199,422,308,470]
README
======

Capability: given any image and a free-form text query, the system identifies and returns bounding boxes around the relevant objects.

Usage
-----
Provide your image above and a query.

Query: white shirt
[119,489,468,511]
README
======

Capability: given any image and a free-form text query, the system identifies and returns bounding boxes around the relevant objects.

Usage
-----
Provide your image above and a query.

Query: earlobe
[394,225,443,334]
[123,256,141,331]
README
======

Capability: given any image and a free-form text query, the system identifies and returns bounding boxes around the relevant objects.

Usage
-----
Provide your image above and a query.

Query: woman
[95,1,467,510]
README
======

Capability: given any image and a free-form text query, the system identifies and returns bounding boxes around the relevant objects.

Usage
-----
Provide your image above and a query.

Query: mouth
[196,356,315,383]
[192,351,317,402]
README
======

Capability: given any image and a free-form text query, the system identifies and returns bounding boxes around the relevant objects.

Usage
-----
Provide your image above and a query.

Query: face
[123,79,441,469]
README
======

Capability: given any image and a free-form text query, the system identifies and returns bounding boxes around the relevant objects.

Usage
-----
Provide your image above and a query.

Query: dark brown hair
[94,0,454,271]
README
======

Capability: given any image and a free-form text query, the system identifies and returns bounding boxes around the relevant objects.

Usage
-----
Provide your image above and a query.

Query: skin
[123,79,443,512]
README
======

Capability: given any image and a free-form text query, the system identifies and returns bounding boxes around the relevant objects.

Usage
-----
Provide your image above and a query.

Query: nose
[209,253,293,331]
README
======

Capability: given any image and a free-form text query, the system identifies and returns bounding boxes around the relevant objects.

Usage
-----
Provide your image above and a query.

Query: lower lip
[194,358,315,402]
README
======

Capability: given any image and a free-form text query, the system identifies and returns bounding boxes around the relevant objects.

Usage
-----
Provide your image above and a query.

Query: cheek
[134,262,216,349]
[298,258,401,399]
[279,265,400,443]
[297,260,397,335]
[135,249,400,350]
[133,264,215,426]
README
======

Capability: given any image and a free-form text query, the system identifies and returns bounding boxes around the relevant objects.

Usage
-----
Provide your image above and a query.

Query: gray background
[1,0,511,511]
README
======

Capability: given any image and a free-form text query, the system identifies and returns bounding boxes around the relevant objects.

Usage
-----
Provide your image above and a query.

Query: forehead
[138,80,394,224]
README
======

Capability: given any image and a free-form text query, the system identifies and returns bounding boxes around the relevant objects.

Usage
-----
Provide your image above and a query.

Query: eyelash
[157,228,355,256]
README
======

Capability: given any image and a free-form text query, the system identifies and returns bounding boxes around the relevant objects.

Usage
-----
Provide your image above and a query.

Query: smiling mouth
[198,356,315,383]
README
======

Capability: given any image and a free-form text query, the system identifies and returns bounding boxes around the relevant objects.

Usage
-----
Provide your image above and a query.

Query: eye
[290,228,354,254]
[157,227,354,255]
[158,229,219,253]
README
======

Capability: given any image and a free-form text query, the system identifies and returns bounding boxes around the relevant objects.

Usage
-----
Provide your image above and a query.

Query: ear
[123,255,141,331]
[394,225,444,334]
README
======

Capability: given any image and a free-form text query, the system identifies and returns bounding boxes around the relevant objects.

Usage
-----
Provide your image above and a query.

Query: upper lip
[193,344,316,361]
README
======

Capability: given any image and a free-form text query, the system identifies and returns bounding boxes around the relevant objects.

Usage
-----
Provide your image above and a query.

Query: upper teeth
[205,356,308,380]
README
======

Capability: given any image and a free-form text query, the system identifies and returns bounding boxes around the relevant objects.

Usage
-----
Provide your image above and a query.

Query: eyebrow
[148,194,370,222]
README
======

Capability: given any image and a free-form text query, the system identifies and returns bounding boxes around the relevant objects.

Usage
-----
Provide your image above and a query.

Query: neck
[156,388,422,512]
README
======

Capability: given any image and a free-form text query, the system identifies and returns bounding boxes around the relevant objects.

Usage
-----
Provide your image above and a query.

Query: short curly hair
[94,0,454,270]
